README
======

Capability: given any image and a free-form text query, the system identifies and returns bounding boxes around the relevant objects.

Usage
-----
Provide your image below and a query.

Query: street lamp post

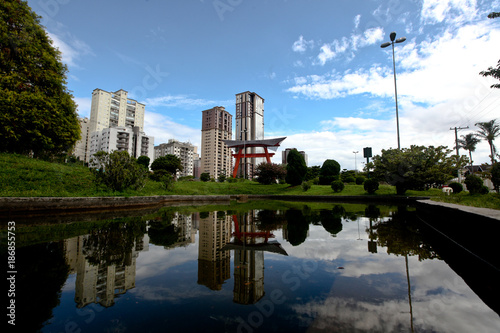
[353,151,359,173]
[381,31,406,150]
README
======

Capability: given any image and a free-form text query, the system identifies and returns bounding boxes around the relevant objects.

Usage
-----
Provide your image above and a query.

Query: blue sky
[27,0,500,169]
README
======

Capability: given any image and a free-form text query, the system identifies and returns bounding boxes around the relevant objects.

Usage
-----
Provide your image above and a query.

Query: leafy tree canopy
[255,162,286,185]
[372,145,468,195]
[137,156,150,169]
[479,12,500,89]
[151,155,183,176]
[285,149,307,186]
[90,150,148,192]
[0,0,80,158]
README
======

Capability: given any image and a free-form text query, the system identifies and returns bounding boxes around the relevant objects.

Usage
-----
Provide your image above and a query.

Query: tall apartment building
[73,117,90,162]
[89,126,154,162]
[89,89,145,133]
[235,91,265,178]
[154,139,195,178]
[201,106,233,179]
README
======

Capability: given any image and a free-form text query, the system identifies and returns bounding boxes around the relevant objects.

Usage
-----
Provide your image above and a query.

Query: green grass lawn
[1,153,499,209]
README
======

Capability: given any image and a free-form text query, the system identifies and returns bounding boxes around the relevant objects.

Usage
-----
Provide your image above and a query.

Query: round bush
[480,185,490,194]
[464,175,485,194]
[331,180,345,193]
[345,176,356,184]
[363,179,379,194]
[448,182,463,194]
[356,176,366,185]
[301,181,311,192]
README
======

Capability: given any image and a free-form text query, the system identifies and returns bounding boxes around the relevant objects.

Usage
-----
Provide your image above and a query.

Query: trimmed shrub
[464,174,485,194]
[200,173,210,182]
[331,180,345,193]
[448,182,463,194]
[285,149,307,186]
[345,176,356,184]
[319,159,341,185]
[301,181,312,192]
[356,176,366,185]
[363,179,379,194]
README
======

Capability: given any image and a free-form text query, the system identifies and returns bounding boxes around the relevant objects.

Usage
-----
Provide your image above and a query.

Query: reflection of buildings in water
[231,211,266,305]
[197,212,232,290]
[169,212,197,248]
[64,234,149,308]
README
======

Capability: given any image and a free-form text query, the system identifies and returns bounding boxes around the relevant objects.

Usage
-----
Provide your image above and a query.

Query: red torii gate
[222,137,286,178]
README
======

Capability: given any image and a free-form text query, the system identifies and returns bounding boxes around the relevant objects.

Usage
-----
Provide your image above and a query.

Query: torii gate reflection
[222,213,288,305]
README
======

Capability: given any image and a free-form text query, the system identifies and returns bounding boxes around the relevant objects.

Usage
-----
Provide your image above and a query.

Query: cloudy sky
[27,0,500,169]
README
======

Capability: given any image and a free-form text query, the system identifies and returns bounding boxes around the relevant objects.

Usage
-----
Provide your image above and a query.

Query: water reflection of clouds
[135,243,198,281]
[130,284,218,303]
[275,219,500,333]
[292,287,500,333]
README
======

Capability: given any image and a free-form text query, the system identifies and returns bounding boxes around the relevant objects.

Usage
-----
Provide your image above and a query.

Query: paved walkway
[417,199,500,220]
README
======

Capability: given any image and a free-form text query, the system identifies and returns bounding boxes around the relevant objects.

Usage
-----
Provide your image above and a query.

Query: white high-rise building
[235,91,264,178]
[73,117,90,162]
[154,139,195,178]
[89,89,145,134]
[89,126,154,162]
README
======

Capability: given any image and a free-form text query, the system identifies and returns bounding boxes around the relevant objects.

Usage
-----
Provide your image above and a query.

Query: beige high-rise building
[235,91,265,178]
[89,89,145,134]
[201,106,233,179]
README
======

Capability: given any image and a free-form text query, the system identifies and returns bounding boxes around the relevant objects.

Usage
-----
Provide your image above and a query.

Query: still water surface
[6,201,500,332]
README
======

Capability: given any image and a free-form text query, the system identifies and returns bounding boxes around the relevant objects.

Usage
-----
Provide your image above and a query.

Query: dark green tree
[137,155,150,169]
[475,119,500,164]
[479,12,500,89]
[200,172,210,182]
[373,145,467,195]
[319,159,341,185]
[490,162,500,193]
[0,0,80,158]
[304,165,321,181]
[151,155,183,179]
[285,149,307,186]
[255,162,286,184]
[90,150,148,192]
[456,133,481,167]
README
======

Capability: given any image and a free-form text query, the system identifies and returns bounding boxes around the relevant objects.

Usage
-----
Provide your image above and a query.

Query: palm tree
[456,133,481,167]
[475,119,500,164]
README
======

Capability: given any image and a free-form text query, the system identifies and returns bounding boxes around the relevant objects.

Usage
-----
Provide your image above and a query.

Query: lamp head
[380,42,391,48]
[390,31,396,41]
[396,37,406,43]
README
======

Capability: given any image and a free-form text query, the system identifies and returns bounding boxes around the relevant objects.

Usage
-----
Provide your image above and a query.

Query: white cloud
[316,27,384,65]
[354,14,361,29]
[74,97,92,118]
[421,0,478,25]
[144,95,232,109]
[288,21,500,110]
[144,111,201,148]
[47,31,93,68]
[292,35,314,53]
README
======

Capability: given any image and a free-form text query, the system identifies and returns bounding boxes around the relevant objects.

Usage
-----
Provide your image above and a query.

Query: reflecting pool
[3,201,500,332]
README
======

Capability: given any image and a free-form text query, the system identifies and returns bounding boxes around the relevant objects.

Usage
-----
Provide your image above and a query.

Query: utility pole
[450,126,469,183]
[450,126,469,156]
